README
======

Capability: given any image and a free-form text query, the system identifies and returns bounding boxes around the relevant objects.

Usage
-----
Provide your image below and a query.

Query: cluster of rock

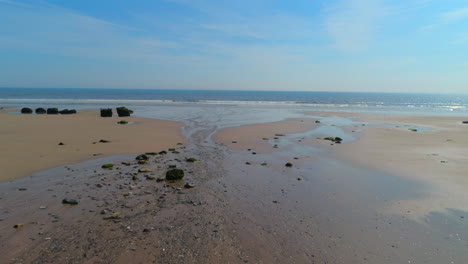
[100,107,133,117]
[21,107,77,115]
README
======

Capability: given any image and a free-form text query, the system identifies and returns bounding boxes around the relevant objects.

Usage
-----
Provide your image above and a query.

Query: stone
[47,108,59,114]
[285,162,293,168]
[13,224,24,229]
[138,168,152,173]
[166,169,185,181]
[59,109,77,114]
[100,108,112,117]
[58,142,65,146]
[62,198,78,205]
[116,107,133,117]
[99,139,110,143]
[186,158,197,162]
[103,212,122,220]
[117,120,128,124]
[184,183,195,189]
[101,164,114,170]
[35,108,46,114]
[136,154,149,161]
[21,108,33,114]
[145,175,156,180]
[463,121,468,124]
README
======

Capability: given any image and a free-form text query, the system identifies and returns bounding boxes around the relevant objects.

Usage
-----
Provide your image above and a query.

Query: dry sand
[0,109,185,182]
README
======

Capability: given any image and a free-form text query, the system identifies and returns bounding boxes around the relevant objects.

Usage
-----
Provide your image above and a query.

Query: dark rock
[59,109,77,114]
[138,168,152,173]
[21,108,33,114]
[58,142,64,146]
[315,120,321,123]
[18,188,27,191]
[143,228,151,233]
[145,175,156,180]
[100,108,113,117]
[116,107,133,117]
[184,183,195,189]
[99,139,110,143]
[13,224,24,229]
[136,154,149,161]
[168,165,177,168]
[159,150,167,155]
[62,198,78,205]
[285,162,293,168]
[156,177,164,182]
[166,169,185,181]
[186,157,197,162]
[35,108,46,114]
[47,108,59,114]
[117,120,128,124]
[463,121,468,124]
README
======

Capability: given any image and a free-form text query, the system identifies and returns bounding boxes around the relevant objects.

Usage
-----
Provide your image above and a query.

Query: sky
[0,0,468,93]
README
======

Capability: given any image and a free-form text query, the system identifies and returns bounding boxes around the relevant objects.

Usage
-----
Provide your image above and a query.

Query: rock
[156,177,164,182]
[59,109,77,114]
[408,128,417,132]
[103,212,122,220]
[62,198,78,205]
[116,107,133,117]
[100,108,113,117]
[132,175,138,181]
[159,150,167,155]
[138,168,152,173]
[135,154,149,161]
[13,224,24,229]
[245,162,251,165]
[166,169,185,181]
[143,228,151,233]
[47,108,59,114]
[186,158,197,162]
[285,162,293,168]
[21,108,33,114]
[102,164,113,169]
[315,120,321,123]
[275,134,285,136]
[18,188,27,191]
[96,183,103,188]
[463,121,468,124]
[58,142,65,146]
[184,183,195,189]
[145,175,156,180]
[145,152,158,155]
[99,139,110,143]
[117,120,128,124]
[168,165,177,168]
[138,160,147,165]
[324,137,343,144]
[35,108,46,114]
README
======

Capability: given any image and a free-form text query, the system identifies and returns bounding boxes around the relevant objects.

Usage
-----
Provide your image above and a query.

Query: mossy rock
[159,150,167,155]
[166,169,185,181]
[138,160,147,165]
[408,128,418,132]
[135,154,149,161]
[101,164,114,169]
[168,165,177,168]
[186,158,197,162]
[117,120,128,124]
[145,152,158,155]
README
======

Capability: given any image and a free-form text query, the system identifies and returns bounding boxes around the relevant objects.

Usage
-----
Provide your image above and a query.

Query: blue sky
[1,0,468,93]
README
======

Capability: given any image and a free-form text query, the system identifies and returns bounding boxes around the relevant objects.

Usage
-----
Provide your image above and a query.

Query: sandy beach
[0,109,185,182]
[1,109,468,263]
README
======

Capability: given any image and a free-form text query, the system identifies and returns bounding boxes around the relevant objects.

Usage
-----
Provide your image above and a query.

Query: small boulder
[285,162,293,168]
[47,108,59,114]
[166,169,185,181]
[62,198,78,205]
[21,108,33,114]
[59,109,77,114]
[136,154,149,161]
[35,108,46,114]
[100,108,113,117]
[116,107,133,117]
[186,158,197,162]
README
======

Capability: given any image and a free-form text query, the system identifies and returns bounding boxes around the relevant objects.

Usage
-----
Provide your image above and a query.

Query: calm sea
[1,88,468,118]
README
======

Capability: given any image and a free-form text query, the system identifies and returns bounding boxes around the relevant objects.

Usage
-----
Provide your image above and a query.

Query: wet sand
[0,109,185,182]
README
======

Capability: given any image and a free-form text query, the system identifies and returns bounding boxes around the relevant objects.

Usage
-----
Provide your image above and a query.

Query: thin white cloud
[324,0,387,53]
[440,7,468,23]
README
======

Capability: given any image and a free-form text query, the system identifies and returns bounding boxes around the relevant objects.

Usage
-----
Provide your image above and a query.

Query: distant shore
[0,109,185,182]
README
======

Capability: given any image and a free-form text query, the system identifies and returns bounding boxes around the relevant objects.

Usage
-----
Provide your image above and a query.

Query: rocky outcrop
[116,107,133,117]
[59,109,77,114]
[35,108,46,114]
[100,108,113,117]
[21,108,33,114]
[47,108,59,114]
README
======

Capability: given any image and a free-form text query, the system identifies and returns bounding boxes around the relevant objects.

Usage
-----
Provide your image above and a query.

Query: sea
[1,88,467,128]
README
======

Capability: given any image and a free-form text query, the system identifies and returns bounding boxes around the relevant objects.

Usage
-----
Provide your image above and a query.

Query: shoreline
[0,109,185,182]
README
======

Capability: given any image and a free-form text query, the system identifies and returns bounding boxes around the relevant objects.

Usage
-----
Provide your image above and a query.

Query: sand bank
[0,109,185,182]
[214,118,318,153]
[330,114,468,216]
